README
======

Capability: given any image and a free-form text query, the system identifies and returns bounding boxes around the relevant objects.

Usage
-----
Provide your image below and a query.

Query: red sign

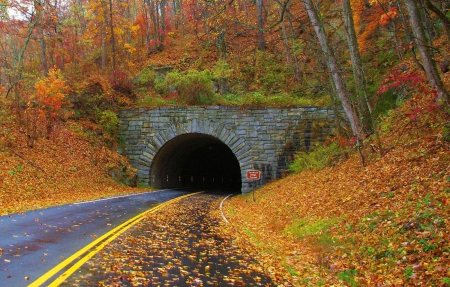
[246,170,261,180]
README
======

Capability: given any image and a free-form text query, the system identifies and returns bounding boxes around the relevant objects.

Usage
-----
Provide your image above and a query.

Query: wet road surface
[0,189,189,286]
[60,191,275,286]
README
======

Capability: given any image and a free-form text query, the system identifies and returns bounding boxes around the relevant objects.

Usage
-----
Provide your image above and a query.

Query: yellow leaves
[124,43,135,53]
[131,24,140,34]
[34,68,69,104]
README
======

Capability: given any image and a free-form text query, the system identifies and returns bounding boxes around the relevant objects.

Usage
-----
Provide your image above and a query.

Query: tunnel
[149,133,242,190]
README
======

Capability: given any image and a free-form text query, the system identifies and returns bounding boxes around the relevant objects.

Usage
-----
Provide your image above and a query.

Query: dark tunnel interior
[149,133,242,190]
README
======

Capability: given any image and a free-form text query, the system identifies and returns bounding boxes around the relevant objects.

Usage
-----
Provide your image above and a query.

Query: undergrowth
[288,141,349,172]
[224,90,450,286]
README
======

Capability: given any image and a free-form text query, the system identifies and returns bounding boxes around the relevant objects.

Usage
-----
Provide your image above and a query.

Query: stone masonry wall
[119,106,339,193]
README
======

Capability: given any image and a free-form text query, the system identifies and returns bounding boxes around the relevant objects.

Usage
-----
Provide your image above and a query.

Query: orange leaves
[355,0,399,53]
[379,6,399,26]
[222,91,450,285]
[0,119,143,215]
[34,68,69,111]
[357,3,385,52]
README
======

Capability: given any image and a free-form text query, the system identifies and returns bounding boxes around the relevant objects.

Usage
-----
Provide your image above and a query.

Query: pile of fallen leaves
[0,120,145,215]
[223,93,450,286]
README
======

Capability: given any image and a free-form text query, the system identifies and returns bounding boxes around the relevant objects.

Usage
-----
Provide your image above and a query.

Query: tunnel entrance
[149,133,242,190]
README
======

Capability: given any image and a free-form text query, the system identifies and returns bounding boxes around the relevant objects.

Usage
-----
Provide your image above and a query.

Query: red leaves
[378,68,425,95]
[405,107,421,120]
[326,136,356,147]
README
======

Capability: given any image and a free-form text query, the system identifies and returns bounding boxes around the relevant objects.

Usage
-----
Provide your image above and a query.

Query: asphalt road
[0,189,190,287]
[60,191,275,287]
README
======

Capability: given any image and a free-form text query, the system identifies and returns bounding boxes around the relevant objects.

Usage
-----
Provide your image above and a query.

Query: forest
[0,0,450,285]
[0,0,448,140]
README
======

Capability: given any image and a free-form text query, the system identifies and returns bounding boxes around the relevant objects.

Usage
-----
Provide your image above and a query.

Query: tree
[423,0,450,42]
[108,0,116,70]
[342,0,372,134]
[404,0,449,103]
[302,0,362,139]
[256,0,266,51]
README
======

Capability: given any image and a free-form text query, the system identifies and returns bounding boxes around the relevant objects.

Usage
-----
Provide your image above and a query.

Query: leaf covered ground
[0,120,146,215]
[223,94,450,286]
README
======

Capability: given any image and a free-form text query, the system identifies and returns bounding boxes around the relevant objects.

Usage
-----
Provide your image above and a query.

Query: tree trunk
[424,0,450,42]
[109,0,116,70]
[37,0,49,74]
[180,0,185,38]
[143,2,150,55]
[342,0,372,134]
[14,0,42,84]
[37,21,48,76]
[303,0,362,138]
[160,0,166,44]
[279,1,302,84]
[101,6,107,70]
[256,0,266,51]
[217,28,227,61]
[391,20,405,61]
[404,0,449,102]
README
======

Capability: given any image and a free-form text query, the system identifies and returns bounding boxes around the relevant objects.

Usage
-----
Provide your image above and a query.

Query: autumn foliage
[0,0,450,285]
[223,90,450,285]
[33,69,70,137]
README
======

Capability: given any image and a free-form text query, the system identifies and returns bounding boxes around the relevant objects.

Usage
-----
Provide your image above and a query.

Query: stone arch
[137,119,252,192]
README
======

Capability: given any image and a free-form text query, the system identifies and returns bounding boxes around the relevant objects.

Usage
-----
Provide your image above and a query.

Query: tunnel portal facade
[119,106,339,193]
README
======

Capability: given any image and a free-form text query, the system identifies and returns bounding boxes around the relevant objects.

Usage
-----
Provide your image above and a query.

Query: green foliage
[285,217,340,238]
[218,92,330,107]
[165,70,215,105]
[212,60,233,79]
[404,266,414,279]
[288,141,348,172]
[284,265,298,276]
[374,89,398,119]
[443,123,450,142]
[153,79,169,95]
[71,89,105,119]
[68,121,97,143]
[338,269,358,287]
[99,110,122,139]
[253,50,288,92]
[136,67,155,86]
[418,238,438,252]
[138,94,170,107]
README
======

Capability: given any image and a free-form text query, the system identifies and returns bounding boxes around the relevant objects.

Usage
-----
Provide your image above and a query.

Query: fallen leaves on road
[63,194,279,286]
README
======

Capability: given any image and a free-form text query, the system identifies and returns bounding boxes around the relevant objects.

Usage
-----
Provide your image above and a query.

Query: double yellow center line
[28,191,203,287]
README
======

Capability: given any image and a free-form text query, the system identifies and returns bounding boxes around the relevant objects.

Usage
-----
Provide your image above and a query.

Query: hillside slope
[0,120,145,215]
[223,94,450,286]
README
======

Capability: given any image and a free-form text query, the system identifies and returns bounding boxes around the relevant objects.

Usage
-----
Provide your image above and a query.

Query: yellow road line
[28,191,203,287]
